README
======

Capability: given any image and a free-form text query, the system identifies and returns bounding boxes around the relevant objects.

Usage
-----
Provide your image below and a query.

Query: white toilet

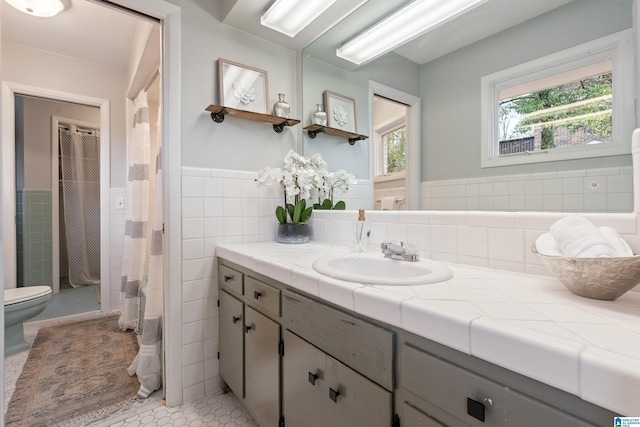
[4,286,52,356]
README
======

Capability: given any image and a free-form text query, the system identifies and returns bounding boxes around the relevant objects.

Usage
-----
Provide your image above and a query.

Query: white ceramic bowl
[532,245,640,300]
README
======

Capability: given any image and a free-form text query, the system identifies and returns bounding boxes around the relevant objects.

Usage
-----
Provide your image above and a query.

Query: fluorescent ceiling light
[5,0,69,17]
[261,0,337,38]
[337,0,486,65]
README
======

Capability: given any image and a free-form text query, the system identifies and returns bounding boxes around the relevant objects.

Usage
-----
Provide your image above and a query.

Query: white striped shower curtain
[118,89,164,398]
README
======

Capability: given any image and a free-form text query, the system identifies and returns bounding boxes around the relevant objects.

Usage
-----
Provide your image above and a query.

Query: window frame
[374,117,407,178]
[480,29,634,168]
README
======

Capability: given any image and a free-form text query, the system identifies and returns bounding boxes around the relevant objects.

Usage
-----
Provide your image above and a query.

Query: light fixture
[5,0,69,17]
[337,0,487,65]
[261,0,337,38]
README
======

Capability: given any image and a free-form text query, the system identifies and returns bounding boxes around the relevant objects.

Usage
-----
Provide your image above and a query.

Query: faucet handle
[403,241,419,255]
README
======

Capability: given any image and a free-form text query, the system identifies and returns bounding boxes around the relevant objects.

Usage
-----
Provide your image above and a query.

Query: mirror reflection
[302,0,634,213]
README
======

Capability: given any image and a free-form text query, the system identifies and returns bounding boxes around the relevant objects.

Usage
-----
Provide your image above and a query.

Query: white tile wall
[109,188,126,312]
[180,166,640,405]
[422,166,634,213]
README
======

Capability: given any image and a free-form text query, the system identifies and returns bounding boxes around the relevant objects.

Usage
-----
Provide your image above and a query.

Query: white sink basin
[311,253,453,286]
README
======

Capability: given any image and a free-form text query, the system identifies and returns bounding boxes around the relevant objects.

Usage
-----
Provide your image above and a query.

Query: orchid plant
[256,150,356,224]
[313,169,357,210]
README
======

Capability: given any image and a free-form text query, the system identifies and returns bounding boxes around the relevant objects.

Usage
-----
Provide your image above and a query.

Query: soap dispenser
[352,209,369,252]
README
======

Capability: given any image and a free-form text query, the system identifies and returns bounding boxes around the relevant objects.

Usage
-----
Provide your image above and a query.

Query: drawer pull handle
[329,387,340,403]
[253,291,262,300]
[308,372,318,386]
[467,397,486,422]
[224,275,232,282]
[232,315,240,324]
[244,324,253,333]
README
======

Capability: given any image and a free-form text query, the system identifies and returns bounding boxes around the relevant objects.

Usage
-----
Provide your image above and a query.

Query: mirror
[302,0,635,213]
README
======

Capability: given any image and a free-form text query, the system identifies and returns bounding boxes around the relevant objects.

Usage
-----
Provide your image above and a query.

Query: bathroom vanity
[216,242,633,426]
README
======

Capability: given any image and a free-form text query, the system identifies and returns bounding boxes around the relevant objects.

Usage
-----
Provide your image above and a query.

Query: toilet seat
[4,286,52,305]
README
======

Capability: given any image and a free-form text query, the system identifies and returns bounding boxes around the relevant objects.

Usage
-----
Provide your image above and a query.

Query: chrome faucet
[381,240,419,262]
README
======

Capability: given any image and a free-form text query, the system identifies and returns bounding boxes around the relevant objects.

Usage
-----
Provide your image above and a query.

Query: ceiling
[1,0,142,69]
[222,0,576,69]
[1,0,576,73]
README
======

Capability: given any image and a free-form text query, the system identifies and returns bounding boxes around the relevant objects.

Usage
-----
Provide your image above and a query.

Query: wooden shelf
[303,124,369,145]
[206,105,300,133]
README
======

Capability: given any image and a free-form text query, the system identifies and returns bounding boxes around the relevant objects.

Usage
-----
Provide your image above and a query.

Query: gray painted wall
[180,0,298,172]
[17,96,100,190]
[421,0,633,182]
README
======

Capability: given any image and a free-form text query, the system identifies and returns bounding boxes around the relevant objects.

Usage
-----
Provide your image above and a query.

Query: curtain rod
[144,70,160,92]
[58,124,98,135]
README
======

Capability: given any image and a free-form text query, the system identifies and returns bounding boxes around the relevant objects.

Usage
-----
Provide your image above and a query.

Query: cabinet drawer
[245,276,280,317]
[219,264,243,294]
[402,344,594,427]
[282,289,394,391]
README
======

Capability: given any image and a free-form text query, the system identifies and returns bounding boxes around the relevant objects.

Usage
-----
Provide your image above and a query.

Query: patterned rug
[5,315,141,427]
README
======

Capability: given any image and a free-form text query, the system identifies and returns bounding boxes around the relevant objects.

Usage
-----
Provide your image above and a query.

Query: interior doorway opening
[373,95,409,210]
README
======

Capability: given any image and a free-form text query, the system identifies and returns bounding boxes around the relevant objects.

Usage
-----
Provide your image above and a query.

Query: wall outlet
[115,197,126,210]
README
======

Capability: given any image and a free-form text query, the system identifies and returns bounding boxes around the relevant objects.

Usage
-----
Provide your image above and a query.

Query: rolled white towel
[534,233,562,256]
[550,216,618,258]
[598,226,634,257]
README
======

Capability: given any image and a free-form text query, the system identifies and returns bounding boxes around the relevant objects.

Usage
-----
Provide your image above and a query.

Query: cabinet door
[219,290,244,397]
[403,403,449,427]
[245,306,280,427]
[325,354,393,427]
[282,330,328,427]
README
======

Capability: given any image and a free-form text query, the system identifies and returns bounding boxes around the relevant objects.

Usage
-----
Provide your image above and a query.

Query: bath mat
[5,314,141,426]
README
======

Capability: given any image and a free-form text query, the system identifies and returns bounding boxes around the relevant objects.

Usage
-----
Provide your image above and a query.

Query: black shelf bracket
[210,109,227,123]
[273,120,294,133]
[307,127,326,139]
[348,136,366,145]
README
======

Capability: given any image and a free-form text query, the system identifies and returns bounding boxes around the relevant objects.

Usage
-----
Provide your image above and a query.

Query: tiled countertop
[216,241,640,416]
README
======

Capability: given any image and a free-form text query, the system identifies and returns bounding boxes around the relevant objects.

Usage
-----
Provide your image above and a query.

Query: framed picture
[218,58,269,114]
[324,90,357,133]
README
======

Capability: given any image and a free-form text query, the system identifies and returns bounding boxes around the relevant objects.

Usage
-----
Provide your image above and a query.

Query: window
[374,95,408,178]
[381,126,406,174]
[481,29,633,168]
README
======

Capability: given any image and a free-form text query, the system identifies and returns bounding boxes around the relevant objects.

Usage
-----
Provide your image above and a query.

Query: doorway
[13,95,102,319]
[1,0,183,411]
[373,95,409,210]
[370,82,422,210]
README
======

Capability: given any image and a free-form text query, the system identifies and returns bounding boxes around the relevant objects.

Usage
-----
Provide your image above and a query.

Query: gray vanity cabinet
[218,258,616,427]
[282,329,393,427]
[218,289,244,398]
[398,343,612,427]
[403,403,447,427]
[218,265,281,427]
[244,305,280,427]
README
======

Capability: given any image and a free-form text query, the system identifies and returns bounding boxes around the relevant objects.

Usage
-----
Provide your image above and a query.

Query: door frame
[369,81,421,210]
[1,83,111,305]
[52,115,102,294]
[0,0,182,412]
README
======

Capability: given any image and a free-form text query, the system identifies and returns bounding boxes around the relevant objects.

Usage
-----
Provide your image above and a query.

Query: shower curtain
[119,89,164,398]
[59,125,101,287]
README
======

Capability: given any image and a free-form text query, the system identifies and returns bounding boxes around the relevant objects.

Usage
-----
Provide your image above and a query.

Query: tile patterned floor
[96,392,259,427]
[4,311,260,427]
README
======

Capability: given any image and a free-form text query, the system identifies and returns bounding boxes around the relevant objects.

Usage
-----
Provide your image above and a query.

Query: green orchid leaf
[275,206,287,224]
[286,203,295,223]
[292,199,306,223]
[333,201,346,210]
[300,206,313,223]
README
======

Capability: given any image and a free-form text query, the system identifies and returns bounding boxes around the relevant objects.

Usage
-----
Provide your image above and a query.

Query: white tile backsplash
[423,166,633,213]
[179,165,639,405]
